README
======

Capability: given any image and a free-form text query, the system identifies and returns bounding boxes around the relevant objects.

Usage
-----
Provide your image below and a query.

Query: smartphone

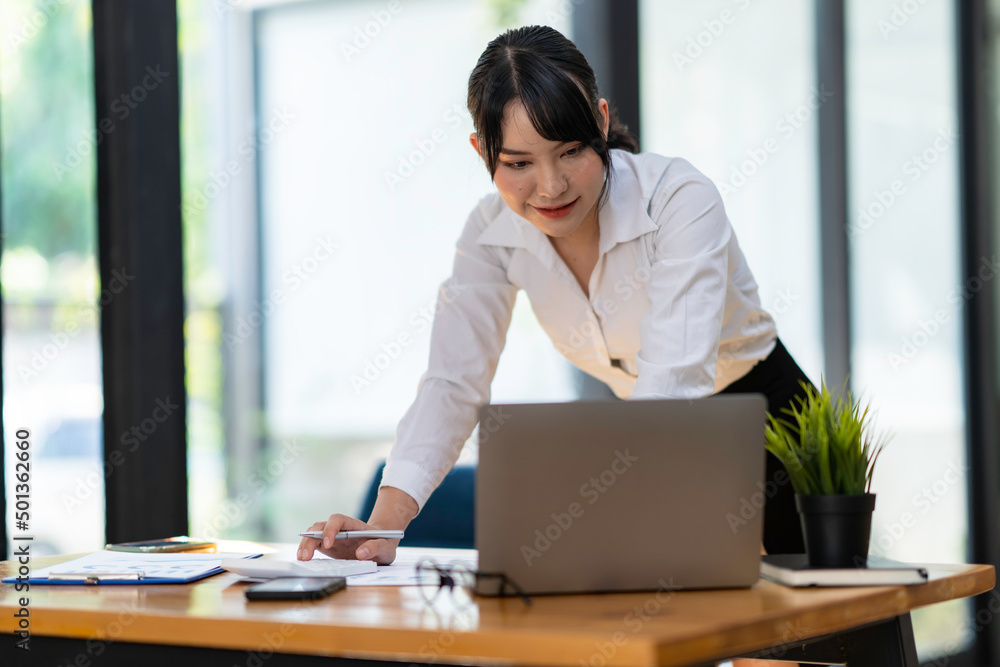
[245,577,347,601]
[105,536,217,553]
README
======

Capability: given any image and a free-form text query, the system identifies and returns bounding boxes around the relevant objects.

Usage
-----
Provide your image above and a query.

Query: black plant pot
[795,493,876,568]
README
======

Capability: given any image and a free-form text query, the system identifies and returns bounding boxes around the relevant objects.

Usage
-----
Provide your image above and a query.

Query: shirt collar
[475,203,537,249]
[475,151,658,259]
[597,151,659,256]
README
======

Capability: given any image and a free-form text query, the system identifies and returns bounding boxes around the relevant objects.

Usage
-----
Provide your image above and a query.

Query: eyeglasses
[416,559,532,607]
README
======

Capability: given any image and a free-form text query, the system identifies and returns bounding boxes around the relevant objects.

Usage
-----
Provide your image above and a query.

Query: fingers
[297,514,401,564]
[320,513,368,550]
[297,514,371,560]
[355,538,397,565]
[297,520,330,560]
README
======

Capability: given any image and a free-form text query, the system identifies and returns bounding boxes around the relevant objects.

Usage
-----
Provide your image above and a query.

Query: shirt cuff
[379,458,445,516]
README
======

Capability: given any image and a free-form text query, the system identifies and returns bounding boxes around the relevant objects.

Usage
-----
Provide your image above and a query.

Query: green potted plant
[764,379,889,568]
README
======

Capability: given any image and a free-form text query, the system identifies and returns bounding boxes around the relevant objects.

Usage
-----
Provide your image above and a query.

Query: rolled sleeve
[381,199,518,512]
[630,172,731,400]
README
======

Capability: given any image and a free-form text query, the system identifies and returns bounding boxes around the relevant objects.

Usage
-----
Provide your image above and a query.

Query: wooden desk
[0,547,993,667]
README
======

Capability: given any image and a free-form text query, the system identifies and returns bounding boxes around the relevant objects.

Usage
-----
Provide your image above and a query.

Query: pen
[298,530,404,540]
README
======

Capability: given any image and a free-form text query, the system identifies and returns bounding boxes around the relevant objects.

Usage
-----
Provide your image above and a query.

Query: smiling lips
[533,198,578,219]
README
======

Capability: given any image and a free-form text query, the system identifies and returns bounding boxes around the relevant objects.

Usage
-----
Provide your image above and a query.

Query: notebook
[476,395,769,595]
[760,554,930,587]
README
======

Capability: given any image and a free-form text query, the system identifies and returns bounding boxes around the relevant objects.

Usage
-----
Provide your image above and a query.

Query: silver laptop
[475,395,768,595]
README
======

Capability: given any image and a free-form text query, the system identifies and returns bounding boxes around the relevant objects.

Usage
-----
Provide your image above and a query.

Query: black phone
[245,577,346,601]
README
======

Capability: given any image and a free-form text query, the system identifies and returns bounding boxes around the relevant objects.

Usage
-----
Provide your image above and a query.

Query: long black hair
[467,25,639,208]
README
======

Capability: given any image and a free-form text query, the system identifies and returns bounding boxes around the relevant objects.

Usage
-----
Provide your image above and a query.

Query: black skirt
[717,338,815,555]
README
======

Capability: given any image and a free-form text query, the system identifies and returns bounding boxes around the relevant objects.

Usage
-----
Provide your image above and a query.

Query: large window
[641,0,973,661]
[847,0,970,658]
[181,0,583,544]
[1,0,103,556]
[638,0,823,383]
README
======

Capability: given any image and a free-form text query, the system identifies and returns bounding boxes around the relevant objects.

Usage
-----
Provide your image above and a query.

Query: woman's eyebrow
[499,141,570,156]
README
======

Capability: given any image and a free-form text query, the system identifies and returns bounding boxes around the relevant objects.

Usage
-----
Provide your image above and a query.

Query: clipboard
[2,550,263,585]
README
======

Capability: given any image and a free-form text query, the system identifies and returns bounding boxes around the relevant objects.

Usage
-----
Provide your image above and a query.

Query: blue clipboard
[2,551,262,585]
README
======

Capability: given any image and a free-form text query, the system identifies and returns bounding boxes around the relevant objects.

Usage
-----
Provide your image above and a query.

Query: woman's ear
[598,98,610,139]
[469,132,483,158]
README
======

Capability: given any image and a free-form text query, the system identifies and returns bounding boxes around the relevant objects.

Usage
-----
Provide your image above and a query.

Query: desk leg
[736,613,919,666]
[839,613,919,667]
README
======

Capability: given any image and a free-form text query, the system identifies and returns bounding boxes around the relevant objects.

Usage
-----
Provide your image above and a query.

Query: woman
[300,24,812,586]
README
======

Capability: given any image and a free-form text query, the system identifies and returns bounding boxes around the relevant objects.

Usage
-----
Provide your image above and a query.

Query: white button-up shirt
[381,150,777,510]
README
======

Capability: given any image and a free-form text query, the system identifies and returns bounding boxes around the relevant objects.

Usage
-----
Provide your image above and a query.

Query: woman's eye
[564,146,582,157]
[503,161,528,169]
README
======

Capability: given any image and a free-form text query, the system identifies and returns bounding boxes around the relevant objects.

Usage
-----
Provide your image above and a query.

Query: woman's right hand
[296,513,400,565]
[297,486,419,566]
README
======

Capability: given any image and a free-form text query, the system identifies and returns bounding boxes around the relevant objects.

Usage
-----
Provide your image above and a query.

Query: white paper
[346,547,477,587]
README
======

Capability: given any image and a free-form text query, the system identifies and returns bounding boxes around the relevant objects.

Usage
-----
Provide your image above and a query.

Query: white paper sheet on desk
[347,547,477,586]
[26,551,257,581]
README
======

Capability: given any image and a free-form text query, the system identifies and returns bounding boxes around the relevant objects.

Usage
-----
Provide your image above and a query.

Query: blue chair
[358,461,475,549]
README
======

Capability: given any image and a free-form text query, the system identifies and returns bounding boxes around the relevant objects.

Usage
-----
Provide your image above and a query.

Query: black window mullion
[572,0,641,147]
[570,0,640,400]
[93,0,187,543]
[957,0,1000,665]
[815,0,851,389]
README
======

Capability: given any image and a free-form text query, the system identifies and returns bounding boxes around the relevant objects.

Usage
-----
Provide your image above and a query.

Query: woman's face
[471,99,609,242]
